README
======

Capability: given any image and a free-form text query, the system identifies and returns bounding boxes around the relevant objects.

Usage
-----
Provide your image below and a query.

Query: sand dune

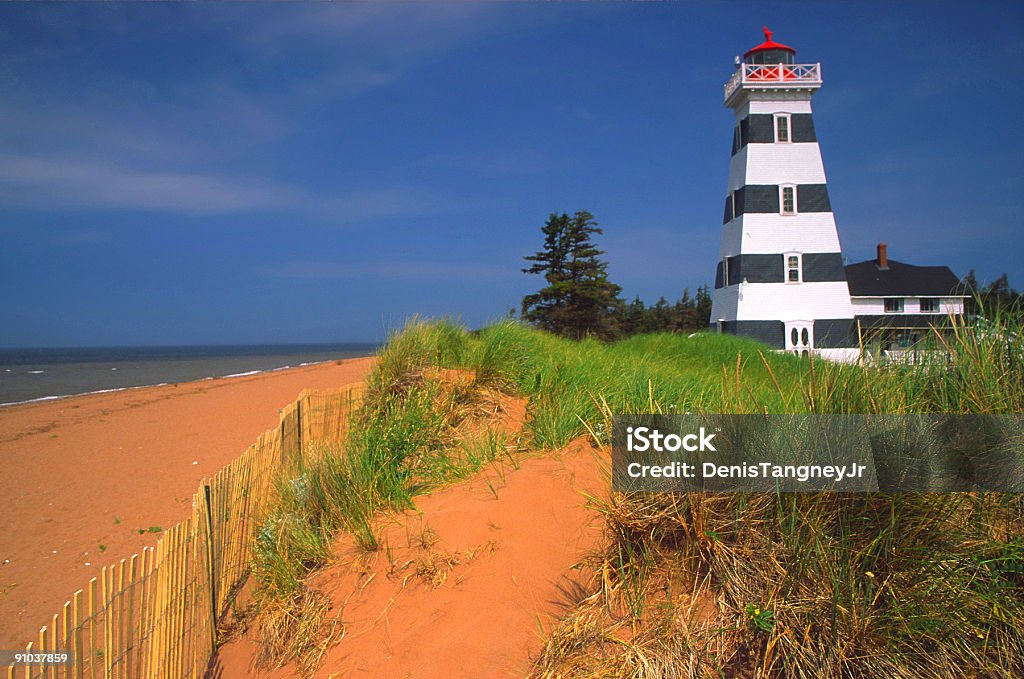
[211,437,606,678]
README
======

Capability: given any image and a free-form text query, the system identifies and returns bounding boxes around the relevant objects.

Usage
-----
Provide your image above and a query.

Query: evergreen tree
[522,211,623,339]
[694,285,713,328]
[649,296,672,331]
[672,289,696,331]
[963,270,1022,318]
[623,296,647,335]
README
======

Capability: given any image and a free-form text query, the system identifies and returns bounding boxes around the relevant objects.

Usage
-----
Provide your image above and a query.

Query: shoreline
[0,355,376,649]
[0,357,358,408]
[0,344,378,408]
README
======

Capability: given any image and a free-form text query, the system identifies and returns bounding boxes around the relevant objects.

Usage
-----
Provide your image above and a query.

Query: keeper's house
[845,243,965,354]
[709,28,967,361]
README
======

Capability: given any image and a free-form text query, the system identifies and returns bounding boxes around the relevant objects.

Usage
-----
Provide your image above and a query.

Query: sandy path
[0,356,376,648]
[211,439,607,678]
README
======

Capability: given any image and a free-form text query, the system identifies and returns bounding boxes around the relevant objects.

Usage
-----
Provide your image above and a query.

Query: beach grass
[249,316,1024,677]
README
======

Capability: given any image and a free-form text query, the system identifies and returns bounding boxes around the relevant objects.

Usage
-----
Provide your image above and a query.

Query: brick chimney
[876,242,888,270]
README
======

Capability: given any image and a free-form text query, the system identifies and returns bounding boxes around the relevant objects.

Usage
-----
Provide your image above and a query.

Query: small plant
[113,516,120,525]
[414,526,438,551]
[98,544,106,553]
[745,602,775,634]
[483,477,499,500]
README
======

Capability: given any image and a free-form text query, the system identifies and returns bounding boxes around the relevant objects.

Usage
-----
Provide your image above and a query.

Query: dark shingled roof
[844,258,964,297]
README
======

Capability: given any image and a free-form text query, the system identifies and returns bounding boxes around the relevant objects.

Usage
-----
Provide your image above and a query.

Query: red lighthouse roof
[743,26,796,58]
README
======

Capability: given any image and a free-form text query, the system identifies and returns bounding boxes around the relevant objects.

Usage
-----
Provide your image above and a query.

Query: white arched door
[786,321,813,357]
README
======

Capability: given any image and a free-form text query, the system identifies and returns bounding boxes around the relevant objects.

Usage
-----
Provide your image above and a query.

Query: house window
[775,113,790,143]
[786,253,802,283]
[920,298,940,313]
[780,185,796,214]
[884,298,904,313]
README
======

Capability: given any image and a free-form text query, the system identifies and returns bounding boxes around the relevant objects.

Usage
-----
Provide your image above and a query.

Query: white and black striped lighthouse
[710,28,859,361]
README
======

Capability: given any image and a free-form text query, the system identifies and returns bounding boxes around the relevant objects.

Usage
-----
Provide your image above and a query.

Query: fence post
[296,396,304,465]
[202,483,218,646]
[279,417,286,467]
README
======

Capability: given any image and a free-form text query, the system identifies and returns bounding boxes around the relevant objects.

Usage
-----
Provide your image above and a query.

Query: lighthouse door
[786,321,813,357]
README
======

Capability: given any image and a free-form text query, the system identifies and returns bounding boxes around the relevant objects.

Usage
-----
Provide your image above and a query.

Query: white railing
[724,62,822,103]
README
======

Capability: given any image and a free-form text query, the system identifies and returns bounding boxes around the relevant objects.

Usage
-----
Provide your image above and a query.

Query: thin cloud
[51,229,111,245]
[238,4,497,58]
[262,259,516,281]
[0,154,302,215]
[0,154,443,220]
[421,148,552,178]
[317,189,447,223]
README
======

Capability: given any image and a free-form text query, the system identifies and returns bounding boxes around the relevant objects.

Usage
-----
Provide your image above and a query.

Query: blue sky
[1,2,1022,346]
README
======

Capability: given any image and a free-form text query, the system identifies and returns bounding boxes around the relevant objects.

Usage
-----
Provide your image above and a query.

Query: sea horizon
[0,342,379,406]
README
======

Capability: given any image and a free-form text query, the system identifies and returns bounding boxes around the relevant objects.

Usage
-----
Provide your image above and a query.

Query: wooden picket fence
[7,384,365,679]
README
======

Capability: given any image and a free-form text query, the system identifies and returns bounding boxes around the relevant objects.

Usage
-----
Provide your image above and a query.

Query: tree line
[520,210,712,340]
[519,210,1023,341]
[962,271,1024,318]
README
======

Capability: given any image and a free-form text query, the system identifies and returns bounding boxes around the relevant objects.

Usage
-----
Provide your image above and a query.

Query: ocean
[0,343,378,406]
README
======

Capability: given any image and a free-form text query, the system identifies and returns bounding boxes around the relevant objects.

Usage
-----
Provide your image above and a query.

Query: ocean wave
[0,382,169,408]
[222,370,263,378]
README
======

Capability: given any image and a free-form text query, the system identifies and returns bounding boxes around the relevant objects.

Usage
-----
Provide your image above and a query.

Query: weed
[744,603,774,634]
[254,587,343,678]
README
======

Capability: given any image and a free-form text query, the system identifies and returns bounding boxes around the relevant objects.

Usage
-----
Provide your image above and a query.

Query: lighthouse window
[781,186,796,214]
[786,254,802,283]
[884,298,905,313]
[775,114,790,143]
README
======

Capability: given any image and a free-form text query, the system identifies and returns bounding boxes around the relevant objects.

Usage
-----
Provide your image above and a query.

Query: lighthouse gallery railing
[724,63,822,102]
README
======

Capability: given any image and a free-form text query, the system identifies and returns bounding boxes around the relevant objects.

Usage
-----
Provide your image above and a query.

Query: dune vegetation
[248,317,1024,677]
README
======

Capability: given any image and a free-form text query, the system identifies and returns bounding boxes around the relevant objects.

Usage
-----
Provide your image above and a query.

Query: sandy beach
[0,356,375,649]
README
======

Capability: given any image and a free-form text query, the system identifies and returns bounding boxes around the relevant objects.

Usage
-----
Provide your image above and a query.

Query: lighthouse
[710,28,859,361]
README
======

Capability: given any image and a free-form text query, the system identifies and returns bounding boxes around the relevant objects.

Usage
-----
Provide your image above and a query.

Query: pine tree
[672,288,695,331]
[695,284,713,329]
[623,296,647,335]
[522,210,623,339]
[649,296,672,331]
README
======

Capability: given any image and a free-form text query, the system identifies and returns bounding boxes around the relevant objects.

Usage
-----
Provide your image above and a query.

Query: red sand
[0,357,375,648]
[211,439,607,678]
